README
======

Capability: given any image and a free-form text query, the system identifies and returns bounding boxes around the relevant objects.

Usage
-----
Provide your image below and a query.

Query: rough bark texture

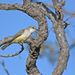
[0,0,69,75]
[51,0,69,75]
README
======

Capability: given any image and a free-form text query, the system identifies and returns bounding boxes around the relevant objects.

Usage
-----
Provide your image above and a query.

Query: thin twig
[0,60,10,75]
[0,45,24,57]
[65,15,75,21]
[45,3,75,15]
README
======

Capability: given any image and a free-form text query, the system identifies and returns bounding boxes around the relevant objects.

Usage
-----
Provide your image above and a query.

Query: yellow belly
[12,35,26,43]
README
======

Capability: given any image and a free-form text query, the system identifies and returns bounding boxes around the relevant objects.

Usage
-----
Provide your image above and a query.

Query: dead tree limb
[51,0,69,75]
[0,1,70,75]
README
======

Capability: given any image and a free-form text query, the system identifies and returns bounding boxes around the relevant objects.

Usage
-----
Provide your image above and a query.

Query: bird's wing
[7,29,25,42]
[0,29,25,46]
[12,29,25,39]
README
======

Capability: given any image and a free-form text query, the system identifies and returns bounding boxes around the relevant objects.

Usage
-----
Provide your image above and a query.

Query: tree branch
[51,0,69,75]
[0,1,70,75]
[45,3,75,15]
[0,2,49,75]
[0,61,10,75]
[0,43,24,57]
[23,0,31,5]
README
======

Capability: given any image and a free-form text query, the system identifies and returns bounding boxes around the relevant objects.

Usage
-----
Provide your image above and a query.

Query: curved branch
[0,44,24,57]
[0,2,56,22]
[0,2,50,75]
[51,0,69,75]
[0,1,69,75]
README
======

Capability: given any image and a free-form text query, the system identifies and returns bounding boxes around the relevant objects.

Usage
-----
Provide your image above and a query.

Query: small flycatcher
[1,26,37,50]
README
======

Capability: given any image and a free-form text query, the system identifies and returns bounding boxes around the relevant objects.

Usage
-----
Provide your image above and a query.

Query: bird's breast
[12,35,27,43]
[12,30,31,43]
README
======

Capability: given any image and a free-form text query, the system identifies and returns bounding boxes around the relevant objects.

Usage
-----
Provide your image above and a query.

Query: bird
[1,26,37,50]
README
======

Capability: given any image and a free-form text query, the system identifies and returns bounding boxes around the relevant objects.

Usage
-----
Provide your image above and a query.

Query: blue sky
[0,0,75,75]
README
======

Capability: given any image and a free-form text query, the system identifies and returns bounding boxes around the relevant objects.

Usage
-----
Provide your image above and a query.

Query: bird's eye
[32,27,34,29]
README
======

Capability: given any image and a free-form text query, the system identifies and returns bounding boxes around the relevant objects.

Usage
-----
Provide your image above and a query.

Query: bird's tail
[1,42,11,50]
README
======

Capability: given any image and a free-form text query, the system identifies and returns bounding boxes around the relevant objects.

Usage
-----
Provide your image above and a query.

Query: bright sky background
[0,0,75,75]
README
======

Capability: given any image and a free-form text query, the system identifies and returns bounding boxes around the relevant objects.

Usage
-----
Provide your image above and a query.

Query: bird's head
[29,26,37,33]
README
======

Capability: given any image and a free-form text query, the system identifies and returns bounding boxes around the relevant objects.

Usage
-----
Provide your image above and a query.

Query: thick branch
[51,1,69,75]
[0,2,48,48]
[52,21,69,75]
[0,2,56,23]
[0,1,70,75]
[0,2,49,75]
[26,47,41,75]
[23,0,31,5]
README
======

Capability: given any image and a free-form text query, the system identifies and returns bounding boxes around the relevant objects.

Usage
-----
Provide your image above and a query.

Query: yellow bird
[1,26,37,50]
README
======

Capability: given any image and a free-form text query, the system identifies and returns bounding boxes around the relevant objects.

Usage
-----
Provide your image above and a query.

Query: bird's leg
[19,41,24,50]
